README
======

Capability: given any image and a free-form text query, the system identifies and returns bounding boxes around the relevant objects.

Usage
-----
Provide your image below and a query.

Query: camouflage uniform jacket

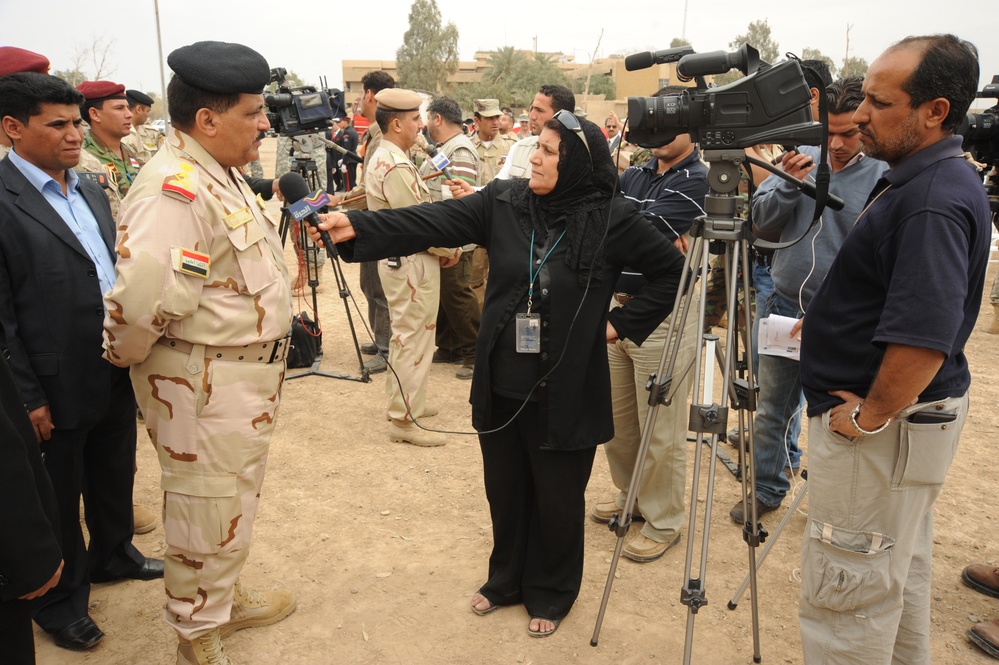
[470,132,515,185]
[366,140,453,258]
[83,131,140,197]
[122,123,163,168]
[75,148,122,220]
[103,129,291,367]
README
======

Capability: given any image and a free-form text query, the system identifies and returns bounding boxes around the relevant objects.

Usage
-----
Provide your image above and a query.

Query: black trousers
[477,393,596,621]
[31,374,143,632]
[0,599,37,664]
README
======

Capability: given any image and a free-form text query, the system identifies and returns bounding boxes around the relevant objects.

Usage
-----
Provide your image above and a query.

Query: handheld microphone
[624,46,694,72]
[425,144,456,181]
[278,172,336,253]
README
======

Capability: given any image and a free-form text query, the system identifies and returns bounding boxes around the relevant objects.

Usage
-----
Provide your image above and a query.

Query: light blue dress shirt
[7,149,117,296]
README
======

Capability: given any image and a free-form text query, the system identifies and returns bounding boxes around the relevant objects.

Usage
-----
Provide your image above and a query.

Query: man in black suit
[0,321,64,664]
[0,72,162,652]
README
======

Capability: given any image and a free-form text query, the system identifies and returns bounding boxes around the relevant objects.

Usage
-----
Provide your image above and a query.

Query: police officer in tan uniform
[123,89,164,167]
[469,98,513,185]
[368,88,458,447]
[102,41,295,665]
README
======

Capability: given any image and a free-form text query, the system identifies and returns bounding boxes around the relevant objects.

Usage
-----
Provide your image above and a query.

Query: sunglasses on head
[553,109,592,163]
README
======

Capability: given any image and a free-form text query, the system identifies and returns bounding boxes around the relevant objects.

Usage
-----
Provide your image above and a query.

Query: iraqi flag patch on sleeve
[171,247,210,278]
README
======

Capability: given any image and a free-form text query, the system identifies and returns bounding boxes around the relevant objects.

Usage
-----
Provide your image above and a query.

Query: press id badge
[515,312,541,353]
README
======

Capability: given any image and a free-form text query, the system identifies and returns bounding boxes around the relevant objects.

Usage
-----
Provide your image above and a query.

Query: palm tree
[485,46,525,85]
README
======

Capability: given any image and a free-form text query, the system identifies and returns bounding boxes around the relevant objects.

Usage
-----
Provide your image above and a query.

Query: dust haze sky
[3,0,996,105]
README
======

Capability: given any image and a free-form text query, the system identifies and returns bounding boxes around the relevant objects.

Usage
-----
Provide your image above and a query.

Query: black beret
[168,41,269,94]
[126,89,154,106]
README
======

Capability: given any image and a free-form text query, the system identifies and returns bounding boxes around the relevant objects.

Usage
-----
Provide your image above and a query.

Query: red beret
[0,47,50,76]
[76,80,127,102]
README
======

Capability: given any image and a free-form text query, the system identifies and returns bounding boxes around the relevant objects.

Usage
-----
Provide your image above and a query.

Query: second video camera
[264,67,346,137]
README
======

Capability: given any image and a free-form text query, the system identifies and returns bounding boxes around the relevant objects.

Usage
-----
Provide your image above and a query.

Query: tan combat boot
[177,628,231,665]
[219,581,297,637]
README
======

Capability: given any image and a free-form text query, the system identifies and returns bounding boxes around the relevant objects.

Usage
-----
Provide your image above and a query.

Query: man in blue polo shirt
[590,86,708,562]
[797,35,990,664]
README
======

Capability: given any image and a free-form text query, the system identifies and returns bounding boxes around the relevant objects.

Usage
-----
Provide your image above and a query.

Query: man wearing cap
[469,98,512,185]
[0,72,162,653]
[369,87,457,447]
[0,46,51,161]
[102,41,295,665]
[122,89,163,167]
[78,81,139,199]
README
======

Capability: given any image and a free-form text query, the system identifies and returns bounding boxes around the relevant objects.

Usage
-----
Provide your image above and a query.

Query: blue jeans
[750,262,773,377]
[753,290,803,507]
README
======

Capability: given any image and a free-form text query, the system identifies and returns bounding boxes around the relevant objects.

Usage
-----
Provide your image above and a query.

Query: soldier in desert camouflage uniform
[102,41,295,665]
[122,89,164,167]
[369,88,458,448]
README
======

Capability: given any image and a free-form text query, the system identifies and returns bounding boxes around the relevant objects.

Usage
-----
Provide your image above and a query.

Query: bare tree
[71,36,118,81]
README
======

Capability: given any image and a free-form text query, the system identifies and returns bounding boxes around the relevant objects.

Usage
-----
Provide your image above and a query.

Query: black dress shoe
[92,557,164,583]
[54,616,104,651]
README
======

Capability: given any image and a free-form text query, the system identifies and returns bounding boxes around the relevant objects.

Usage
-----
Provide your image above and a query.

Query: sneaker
[363,355,387,374]
[388,420,445,447]
[729,497,779,524]
[589,500,644,524]
[361,343,378,355]
[219,581,297,637]
[727,427,749,450]
[133,503,157,535]
[177,628,231,665]
[455,363,474,380]
[623,532,681,563]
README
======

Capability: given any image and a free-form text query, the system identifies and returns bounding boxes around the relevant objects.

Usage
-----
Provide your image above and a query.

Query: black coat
[0,157,131,428]
[0,321,61,602]
[339,179,685,450]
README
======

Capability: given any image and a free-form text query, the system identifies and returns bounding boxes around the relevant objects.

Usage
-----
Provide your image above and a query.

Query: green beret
[168,41,269,94]
[375,88,423,112]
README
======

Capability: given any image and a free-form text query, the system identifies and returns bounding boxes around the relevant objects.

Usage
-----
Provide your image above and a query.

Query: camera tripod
[590,149,773,663]
[279,149,369,383]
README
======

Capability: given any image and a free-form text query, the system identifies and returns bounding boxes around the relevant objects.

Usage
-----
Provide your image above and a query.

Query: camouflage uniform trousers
[378,253,439,421]
[436,251,481,362]
[130,343,284,640]
[701,253,752,332]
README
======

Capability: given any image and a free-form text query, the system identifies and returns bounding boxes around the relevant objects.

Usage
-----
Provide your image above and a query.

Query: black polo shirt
[615,149,708,294]
[800,136,991,417]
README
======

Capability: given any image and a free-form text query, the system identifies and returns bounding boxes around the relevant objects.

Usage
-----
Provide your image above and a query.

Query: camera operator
[797,35,990,664]
[729,76,886,525]
[590,85,708,562]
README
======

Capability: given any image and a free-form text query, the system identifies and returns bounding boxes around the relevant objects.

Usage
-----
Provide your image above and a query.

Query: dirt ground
[32,139,999,664]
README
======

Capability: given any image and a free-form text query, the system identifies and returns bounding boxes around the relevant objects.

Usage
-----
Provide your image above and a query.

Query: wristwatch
[849,402,892,436]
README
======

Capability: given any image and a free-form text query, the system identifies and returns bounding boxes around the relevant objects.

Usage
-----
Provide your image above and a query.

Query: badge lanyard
[526,228,567,315]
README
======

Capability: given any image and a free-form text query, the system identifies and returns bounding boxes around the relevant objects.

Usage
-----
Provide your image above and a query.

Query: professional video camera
[264,67,346,137]
[961,76,999,193]
[624,44,823,149]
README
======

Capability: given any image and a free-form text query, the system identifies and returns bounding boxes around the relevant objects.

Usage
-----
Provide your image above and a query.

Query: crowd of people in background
[0,30,997,665]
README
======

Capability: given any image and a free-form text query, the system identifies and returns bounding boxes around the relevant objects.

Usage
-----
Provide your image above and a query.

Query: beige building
[341,51,691,122]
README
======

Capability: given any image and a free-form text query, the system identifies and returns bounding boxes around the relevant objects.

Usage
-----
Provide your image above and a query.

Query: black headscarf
[509,114,618,286]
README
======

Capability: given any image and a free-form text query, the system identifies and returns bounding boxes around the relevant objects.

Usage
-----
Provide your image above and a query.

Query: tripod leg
[590,234,706,647]
[729,477,808,609]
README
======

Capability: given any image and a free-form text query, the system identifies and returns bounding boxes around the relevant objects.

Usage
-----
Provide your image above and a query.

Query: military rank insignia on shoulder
[171,246,210,278]
[162,161,198,202]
